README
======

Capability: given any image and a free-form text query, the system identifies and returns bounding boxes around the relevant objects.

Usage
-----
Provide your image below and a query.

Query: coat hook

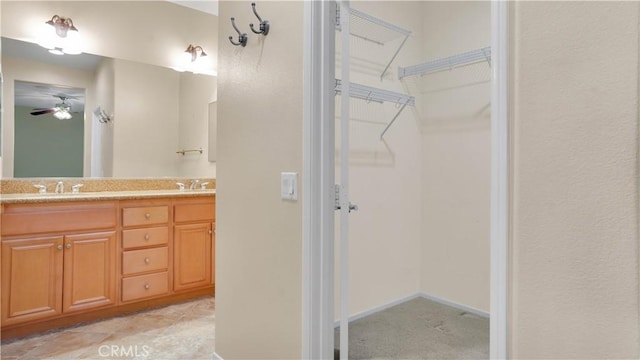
[249,2,269,36]
[228,17,248,47]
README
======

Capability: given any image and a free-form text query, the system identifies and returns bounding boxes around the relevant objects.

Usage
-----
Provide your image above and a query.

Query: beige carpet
[335,297,489,359]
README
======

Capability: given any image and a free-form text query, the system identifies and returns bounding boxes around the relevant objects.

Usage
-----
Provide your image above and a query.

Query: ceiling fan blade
[30,109,55,116]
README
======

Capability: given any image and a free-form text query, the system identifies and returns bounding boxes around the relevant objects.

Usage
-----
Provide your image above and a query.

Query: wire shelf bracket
[336,7,412,81]
[334,79,415,139]
[398,46,491,79]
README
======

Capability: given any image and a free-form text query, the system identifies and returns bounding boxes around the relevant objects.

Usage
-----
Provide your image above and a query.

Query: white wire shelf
[398,46,491,79]
[336,7,413,80]
[335,79,415,139]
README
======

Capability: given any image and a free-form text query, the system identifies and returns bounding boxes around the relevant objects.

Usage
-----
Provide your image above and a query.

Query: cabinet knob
[144,257,150,264]
[208,230,213,235]
[144,283,150,290]
[144,234,150,240]
[57,244,63,251]
[144,213,151,219]
[65,243,72,249]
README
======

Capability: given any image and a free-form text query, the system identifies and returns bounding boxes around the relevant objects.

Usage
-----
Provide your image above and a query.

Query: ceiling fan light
[53,110,72,120]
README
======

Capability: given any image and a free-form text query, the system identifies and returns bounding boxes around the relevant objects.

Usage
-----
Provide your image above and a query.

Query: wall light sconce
[38,15,81,55]
[184,44,207,62]
[174,44,216,76]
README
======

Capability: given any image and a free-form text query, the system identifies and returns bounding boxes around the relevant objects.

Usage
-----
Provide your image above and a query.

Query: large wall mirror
[0,1,218,179]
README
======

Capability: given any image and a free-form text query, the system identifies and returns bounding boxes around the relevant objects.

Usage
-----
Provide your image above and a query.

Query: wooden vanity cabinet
[0,202,117,327]
[173,198,215,292]
[0,195,215,339]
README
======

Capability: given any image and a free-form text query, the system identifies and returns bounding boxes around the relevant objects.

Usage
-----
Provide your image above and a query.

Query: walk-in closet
[334,2,491,358]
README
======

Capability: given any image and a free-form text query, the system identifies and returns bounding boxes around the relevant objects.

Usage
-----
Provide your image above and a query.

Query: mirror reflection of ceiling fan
[30,95,76,120]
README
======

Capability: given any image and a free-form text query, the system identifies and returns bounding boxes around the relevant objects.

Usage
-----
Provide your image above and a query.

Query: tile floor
[0,296,215,360]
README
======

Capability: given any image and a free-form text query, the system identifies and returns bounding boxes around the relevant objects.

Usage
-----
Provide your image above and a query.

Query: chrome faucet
[71,184,84,194]
[189,179,200,190]
[55,181,64,194]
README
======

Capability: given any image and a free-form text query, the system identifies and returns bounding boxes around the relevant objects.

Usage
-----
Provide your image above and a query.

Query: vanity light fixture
[184,44,207,62]
[38,15,82,55]
[174,45,216,76]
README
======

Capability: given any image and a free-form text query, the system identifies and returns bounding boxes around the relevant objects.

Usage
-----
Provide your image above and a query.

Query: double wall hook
[249,2,269,36]
[228,17,248,47]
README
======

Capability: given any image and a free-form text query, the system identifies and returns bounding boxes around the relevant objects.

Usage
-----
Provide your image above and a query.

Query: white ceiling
[14,81,85,113]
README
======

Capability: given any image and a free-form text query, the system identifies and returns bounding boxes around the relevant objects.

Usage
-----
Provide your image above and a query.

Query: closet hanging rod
[336,6,413,80]
[398,46,491,79]
[334,79,415,140]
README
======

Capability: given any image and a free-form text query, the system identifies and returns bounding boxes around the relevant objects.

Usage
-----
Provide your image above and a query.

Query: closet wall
[343,1,490,317]
[419,2,491,313]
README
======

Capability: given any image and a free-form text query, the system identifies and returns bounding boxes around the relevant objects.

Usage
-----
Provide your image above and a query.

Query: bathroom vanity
[0,190,215,339]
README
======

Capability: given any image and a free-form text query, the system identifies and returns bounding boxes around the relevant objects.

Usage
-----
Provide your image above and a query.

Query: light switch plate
[281,172,298,201]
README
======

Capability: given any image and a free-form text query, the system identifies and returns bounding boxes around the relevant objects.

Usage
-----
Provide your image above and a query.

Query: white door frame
[302,1,510,358]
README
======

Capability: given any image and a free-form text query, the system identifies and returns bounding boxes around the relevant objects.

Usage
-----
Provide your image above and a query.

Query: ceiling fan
[30,95,75,120]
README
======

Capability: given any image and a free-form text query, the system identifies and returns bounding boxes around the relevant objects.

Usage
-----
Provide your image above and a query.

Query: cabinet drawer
[122,271,169,302]
[122,247,168,275]
[174,202,215,223]
[122,227,168,249]
[1,202,116,236]
[122,206,168,227]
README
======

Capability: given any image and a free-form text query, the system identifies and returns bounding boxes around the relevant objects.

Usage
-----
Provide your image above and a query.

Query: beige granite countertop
[0,189,216,204]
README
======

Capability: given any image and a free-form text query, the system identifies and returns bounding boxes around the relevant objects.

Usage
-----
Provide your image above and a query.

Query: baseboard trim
[418,292,489,319]
[213,351,223,360]
[333,293,423,327]
[333,292,489,327]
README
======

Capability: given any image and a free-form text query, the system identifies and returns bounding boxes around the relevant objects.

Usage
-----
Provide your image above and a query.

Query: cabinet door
[63,231,117,313]
[1,236,64,326]
[174,223,212,291]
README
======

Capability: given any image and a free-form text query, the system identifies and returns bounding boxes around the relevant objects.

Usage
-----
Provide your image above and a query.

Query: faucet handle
[200,182,210,190]
[176,182,185,191]
[71,184,84,194]
[33,184,47,194]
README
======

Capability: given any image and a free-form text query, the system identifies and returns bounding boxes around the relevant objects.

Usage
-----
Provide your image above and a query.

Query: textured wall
[511,2,640,358]
[215,1,304,359]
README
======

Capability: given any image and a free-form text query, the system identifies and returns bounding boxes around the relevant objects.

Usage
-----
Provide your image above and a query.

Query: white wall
[177,72,217,178]
[1,56,95,177]
[111,59,180,177]
[215,1,304,358]
[510,2,639,358]
[419,1,491,313]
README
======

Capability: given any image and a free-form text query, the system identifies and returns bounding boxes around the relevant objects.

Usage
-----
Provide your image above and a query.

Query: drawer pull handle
[144,213,151,219]
[66,243,72,249]
[144,257,150,264]
[57,245,63,251]
[144,283,150,290]
[144,234,150,240]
